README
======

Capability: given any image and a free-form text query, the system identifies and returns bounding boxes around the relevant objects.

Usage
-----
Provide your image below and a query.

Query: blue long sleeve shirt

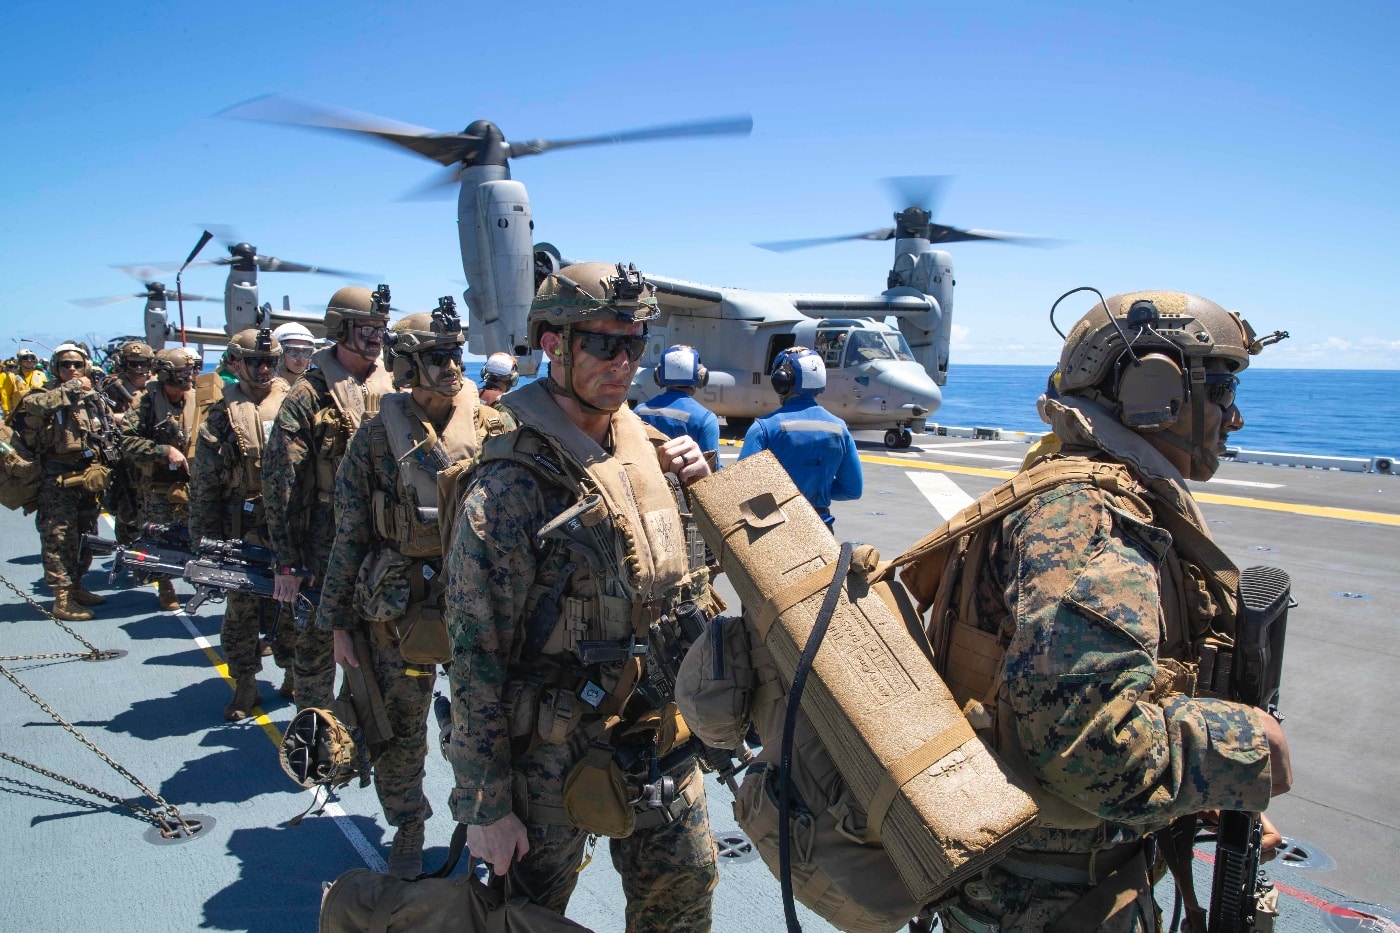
[739,395,862,525]
[635,389,720,457]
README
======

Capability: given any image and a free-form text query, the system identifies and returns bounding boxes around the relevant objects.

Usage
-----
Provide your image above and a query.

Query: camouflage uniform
[318,386,505,839]
[262,353,394,709]
[189,383,295,684]
[939,396,1274,933]
[446,382,718,933]
[12,380,111,591]
[100,374,145,544]
[118,386,194,530]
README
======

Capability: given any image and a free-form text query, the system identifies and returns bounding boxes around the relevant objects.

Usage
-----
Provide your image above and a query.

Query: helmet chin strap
[1151,365,1217,479]
[544,324,618,416]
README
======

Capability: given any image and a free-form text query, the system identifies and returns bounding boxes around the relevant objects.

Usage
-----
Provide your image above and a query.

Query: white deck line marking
[1203,478,1285,489]
[908,472,975,522]
[322,801,388,872]
[912,440,1025,450]
[908,448,1024,464]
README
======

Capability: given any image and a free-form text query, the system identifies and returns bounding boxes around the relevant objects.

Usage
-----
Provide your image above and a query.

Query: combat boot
[71,586,107,607]
[52,589,94,622]
[223,675,262,722]
[158,579,181,612]
[278,668,295,700]
[386,821,425,879]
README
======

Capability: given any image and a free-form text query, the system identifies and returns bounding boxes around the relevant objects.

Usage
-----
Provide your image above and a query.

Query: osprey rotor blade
[884,175,951,213]
[71,295,147,308]
[924,224,1063,247]
[401,163,465,200]
[254,255,377,279]
[754,229,897,253]
[507,115,753,158]
[220,95,483,167]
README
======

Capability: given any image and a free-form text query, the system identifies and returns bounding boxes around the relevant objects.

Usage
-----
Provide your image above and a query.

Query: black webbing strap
[778,541,854,933]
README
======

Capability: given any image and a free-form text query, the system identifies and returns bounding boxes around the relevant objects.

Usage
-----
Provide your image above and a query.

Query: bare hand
[1259,812,1283,862]
[466,813,530,876]
[165,446,188,471]
[660,435,711,485]
[332,629,358,669]
[273,571,307,604]
[1261,713,1292,796]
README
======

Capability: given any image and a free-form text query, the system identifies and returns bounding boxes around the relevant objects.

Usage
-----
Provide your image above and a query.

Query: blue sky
[3,0,1397,369]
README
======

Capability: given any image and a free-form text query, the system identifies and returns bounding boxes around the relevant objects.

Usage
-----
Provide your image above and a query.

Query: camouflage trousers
[943,856,1160,933]
[36,482,100,591]
[508,734,718,933]
[295,608,337,710]
[221,592,295,680]
[136,485,188,534]
[105,473,140,545]
[364,624,434,828]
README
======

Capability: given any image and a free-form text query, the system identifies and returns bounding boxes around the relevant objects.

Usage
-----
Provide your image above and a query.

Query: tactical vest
[307,347,394,503]
[485,382,697,687]
[884,454,1241,830]
[369,392,494,559]
[219,380,287,540]
[136,387,197,491]
[29,387,107,469]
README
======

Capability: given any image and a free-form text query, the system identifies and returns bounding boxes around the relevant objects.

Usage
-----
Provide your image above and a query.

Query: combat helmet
[653,344,708,390]
[226,328,282,388]
[323,284,391,342]
[1056,289,1287,478]
[384,297,466,393]
[153,346,201,388]
[114,341,155,375]
[529,261,658,413]
[770,346,827,398]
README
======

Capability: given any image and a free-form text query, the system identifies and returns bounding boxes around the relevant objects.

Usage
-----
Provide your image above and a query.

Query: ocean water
[933,365,1400,461]
[472,362,1398,460]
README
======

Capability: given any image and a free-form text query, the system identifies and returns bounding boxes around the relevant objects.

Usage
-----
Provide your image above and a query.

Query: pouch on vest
[536,685,584,745]
[396,596,450,665]
[675,613,756,751]
[562,742,634,838]
[355,548,413,623]
[0,423,42,512]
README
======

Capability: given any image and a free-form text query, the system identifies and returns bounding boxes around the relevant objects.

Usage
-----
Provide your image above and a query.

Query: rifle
[81,525,319,623]
[1208,565,1292,933]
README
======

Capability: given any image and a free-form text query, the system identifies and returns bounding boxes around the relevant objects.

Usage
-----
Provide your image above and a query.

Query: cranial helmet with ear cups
[770,346,826,398]
[653,344,708,389]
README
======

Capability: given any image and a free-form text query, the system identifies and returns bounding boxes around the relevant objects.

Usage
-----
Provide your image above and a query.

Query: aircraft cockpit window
[843,329,898,365]
[883,332,916,362]
[815,329,848,368]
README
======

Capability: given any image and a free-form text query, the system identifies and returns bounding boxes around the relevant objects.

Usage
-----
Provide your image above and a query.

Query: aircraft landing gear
[884,428,913,450]
[723,416,753,439]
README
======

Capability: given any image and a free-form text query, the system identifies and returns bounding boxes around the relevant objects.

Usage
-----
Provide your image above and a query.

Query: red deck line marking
[1193,849,1392,922]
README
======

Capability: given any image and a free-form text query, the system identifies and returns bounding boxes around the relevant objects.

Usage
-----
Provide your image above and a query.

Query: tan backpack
[0,418,42,513]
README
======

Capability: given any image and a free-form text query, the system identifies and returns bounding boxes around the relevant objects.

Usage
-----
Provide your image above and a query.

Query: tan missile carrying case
[688,452,1038,906]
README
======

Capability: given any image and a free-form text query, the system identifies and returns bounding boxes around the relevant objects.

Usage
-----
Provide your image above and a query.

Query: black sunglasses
[421,348,463,368]
[572,329,647,362]
[1204,372,1238,409]
[243,356,279,369]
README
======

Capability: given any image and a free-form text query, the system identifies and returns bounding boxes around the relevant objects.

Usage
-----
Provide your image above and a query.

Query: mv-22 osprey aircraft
[86,228,373,351]
[223,98,1050,447]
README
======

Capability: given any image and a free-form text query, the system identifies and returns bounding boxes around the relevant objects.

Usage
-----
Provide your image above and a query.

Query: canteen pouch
[355,548,412,623]
[562,743,634,838]
[395,598,450,665]
[535,686,583,745]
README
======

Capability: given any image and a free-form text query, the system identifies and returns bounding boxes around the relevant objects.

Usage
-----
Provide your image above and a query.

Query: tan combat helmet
[323,285,390,343]
[226,328,282,388]
[115,341,155,375]
[528,261,658,413]
[153,346,201,388]
[384,297,466,393]
[1057,290,1288,478]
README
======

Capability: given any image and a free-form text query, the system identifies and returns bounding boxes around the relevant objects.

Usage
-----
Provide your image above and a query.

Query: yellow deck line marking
[856,454,1400,526]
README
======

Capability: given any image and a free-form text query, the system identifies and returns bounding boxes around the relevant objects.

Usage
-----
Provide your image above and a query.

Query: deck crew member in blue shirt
[635,344,720,468]
[739,345,862,529]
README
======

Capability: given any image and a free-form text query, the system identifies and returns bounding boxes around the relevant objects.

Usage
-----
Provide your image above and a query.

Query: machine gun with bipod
[82,523,319,623]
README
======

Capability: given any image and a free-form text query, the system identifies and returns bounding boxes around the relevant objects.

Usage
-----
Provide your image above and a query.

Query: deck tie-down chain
[0,664,198,839]
[0,570,119,663]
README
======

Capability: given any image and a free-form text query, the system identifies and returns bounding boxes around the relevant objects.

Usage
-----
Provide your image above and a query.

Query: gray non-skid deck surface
[0,434,1394,932]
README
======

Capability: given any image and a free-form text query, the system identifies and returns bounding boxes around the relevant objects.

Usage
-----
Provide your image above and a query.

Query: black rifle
[1208,565,1292,933]
[82,526,319,623]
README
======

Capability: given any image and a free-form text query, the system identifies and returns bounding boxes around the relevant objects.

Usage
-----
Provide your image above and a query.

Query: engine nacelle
[459,173,540,375]
[144,296,169,351]
[889,245,953,386]
[224,274,261,338]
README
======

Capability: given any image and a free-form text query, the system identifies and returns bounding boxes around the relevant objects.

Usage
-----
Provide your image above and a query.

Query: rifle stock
[1208,565,1292,933]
